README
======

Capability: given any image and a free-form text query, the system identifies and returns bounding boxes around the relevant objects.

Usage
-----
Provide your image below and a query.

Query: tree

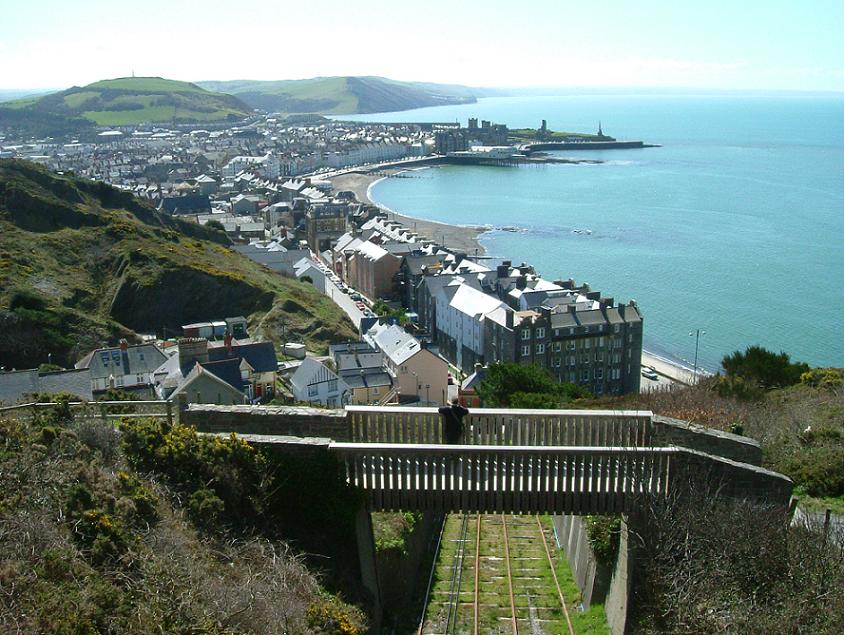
[477,362,589,407]
[721,345,809,390]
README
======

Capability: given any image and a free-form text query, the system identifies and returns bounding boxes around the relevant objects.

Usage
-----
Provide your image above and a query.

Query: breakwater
[524,140,658,151]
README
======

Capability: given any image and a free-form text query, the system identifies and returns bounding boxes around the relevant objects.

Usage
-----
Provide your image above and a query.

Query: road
[639,351,704,393]
[313,256,366,329]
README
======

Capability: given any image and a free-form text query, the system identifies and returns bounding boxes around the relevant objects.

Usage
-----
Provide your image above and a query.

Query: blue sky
[2,0,843,91]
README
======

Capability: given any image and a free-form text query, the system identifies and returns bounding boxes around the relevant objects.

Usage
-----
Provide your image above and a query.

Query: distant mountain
[197,76,498,115]
[0,77,253,133]
[0,159,355,368]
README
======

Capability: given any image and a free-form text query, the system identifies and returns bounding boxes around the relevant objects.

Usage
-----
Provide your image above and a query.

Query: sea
[341,94,844,372]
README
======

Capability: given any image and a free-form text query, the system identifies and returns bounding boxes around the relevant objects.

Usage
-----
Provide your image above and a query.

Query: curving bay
[354,94,844,371]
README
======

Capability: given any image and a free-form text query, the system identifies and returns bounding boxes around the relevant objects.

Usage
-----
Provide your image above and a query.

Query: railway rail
[418,514,577,635]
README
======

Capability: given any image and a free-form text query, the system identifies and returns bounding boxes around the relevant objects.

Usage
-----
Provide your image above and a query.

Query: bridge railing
[330,442,672,514]
[345,406,653,447]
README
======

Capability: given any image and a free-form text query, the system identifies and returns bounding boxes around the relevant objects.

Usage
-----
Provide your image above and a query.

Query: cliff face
[0,160,355,368]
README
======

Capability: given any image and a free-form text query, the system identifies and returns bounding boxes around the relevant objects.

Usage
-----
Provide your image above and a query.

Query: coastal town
[0,111,666,407]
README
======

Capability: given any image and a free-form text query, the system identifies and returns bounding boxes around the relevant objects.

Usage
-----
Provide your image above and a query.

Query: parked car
[350,293,362,301]
[641,368,659,380]
[355,301,366,310]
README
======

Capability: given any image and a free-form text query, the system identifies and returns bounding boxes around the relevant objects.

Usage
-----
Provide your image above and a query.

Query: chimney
[119,339,129,352]
[178,338,209,369]
[224,333,233,354]
[505,309,514,329]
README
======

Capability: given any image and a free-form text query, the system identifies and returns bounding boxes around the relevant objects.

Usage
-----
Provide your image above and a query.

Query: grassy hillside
[0,405,367,633]
[1,77,252,128]
[0,159,356,368]
[197,76,480,114]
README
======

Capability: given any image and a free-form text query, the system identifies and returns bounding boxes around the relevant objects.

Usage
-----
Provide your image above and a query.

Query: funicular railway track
[418,514,576,635]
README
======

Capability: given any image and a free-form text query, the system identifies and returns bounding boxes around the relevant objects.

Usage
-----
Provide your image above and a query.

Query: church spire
[598,120,603,137]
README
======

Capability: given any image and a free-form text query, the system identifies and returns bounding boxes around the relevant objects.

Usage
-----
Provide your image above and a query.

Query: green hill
[197,76,486,114]
[1,77,253,128]
[0,159,356,369]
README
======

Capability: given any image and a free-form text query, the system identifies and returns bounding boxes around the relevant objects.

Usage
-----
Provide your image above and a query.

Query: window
[536,327,545,339]
[521,329,531,340]
[554,342,562,352]
[521,345,530,356]
[308,384,318,397]
[568,355,576,366]
[328,379,338,393]
[598,337,605,347]
[554,357,561,367]
[614,324,620,334]
[536,343,545,354]
[596,352,603,362]
[584,339,591,349]
[566,342,576,351]
[596,368,604,380]
[582,370,589,381]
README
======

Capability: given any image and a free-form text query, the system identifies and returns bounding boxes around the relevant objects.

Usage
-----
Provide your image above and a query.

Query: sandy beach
[330,169,489,256]
[640,351,705,392]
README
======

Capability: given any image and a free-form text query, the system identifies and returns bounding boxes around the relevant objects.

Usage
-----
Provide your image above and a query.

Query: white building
[289,357,349,407]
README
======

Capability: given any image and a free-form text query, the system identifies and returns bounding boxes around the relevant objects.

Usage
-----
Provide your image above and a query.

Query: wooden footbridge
[186,405,793,515]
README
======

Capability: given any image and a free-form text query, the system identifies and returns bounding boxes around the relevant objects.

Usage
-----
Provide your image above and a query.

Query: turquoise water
[349,95,844,371]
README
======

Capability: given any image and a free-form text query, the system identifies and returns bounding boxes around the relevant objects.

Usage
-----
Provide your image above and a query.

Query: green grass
[9,76,252,127]
[509,128,602,141]
[62,91,99,108]
[81,104,244,126]
[794,489,844,514]
[87,77,207,92]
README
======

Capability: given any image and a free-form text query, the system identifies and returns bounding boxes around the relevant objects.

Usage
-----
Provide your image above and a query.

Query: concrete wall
[552,515,612,608]
[605,516,634,635]
[375,512,440,625]
[652,415,763,465]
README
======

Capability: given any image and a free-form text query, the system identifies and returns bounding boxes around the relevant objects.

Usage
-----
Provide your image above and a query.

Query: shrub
[584,515,621,566]
[801,368,844,390]
[73,509,128,565]
[9,288,47,311]
[188,488,225,528]
[306,597,366,635]
[478,362,589,407]
[780,444,844,498]
[721,345,809,390]
[116,471,159,526]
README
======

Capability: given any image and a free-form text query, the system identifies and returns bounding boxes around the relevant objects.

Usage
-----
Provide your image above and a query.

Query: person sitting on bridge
[439,397,469,444]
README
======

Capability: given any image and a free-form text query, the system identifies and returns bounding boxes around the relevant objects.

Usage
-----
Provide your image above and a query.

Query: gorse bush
[0,411,368,633]
[119,419,265,526]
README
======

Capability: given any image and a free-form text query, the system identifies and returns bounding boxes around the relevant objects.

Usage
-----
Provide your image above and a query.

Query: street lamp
[689,329,706,382]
